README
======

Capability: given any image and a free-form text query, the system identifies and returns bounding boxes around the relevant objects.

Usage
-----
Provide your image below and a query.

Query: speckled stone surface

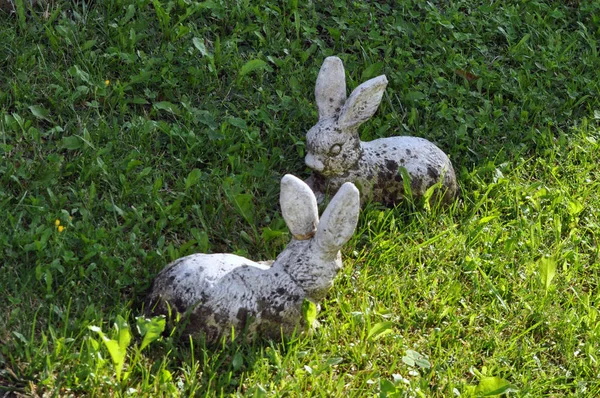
[145,175,360,343]
[305,56,458,206]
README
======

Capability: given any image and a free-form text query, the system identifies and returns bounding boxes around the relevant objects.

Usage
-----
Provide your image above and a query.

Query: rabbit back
[146,253,269,316]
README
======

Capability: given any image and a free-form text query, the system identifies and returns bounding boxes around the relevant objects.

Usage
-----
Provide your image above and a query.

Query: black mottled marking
[188,308,222,343]
[276,287,286,295]
[427,165,440,181]
[385,159,398,171]
[236,307,250,325]
[174,297,186,312]
[411,176,422,193]
[406,149,412,156]
[213,309,229,324]
[329,97,334,102]
[335,107,341,112]
[256,297,285,325]
[184,272,191,278]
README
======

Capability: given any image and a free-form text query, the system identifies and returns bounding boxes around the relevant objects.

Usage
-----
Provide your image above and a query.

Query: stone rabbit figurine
[305,56,458,206]
[145,174,360,343]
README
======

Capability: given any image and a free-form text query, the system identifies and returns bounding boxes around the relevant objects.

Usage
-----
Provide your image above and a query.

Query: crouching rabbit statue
[305,56,458,206]
[145,174,360,343]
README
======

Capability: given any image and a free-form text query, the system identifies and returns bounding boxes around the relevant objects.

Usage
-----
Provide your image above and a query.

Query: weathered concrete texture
[305,56,458,206]
[146,175,360,343]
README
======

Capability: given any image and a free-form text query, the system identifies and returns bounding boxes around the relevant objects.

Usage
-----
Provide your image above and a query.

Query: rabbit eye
[329,144,342,156]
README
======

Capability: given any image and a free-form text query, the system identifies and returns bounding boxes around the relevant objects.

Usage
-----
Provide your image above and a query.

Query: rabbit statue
[145,174,360,343]
[305,56,458,206]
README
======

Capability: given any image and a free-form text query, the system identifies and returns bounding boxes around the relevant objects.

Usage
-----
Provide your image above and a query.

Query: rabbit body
[145,175,359,343]
[305,56,458,205]
[307,135,457,206]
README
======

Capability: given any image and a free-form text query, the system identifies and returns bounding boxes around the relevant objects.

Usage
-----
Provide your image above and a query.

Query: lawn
[1,0,600,396]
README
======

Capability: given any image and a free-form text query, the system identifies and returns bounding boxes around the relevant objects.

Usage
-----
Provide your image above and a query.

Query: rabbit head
[305,56,388,178]
[274,174,360,301]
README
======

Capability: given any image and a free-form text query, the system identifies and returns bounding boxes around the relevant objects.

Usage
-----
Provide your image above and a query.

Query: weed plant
[1,0,600,396]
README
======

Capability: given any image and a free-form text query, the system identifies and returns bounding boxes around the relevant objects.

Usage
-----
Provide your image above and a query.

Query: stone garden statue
[305,56,458,206]
[145,174,360,343]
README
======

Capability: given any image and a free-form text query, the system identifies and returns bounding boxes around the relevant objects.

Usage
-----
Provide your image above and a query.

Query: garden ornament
[305,56,458,206]
[145,174,360,343]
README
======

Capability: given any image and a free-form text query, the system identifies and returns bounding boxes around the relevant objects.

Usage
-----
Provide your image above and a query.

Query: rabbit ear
[280,174,319,240]
[315,182,360,256]
[338,75,388,130]
[315,57,347,120]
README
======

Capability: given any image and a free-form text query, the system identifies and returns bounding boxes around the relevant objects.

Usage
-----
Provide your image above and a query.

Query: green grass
[1,0,600,396]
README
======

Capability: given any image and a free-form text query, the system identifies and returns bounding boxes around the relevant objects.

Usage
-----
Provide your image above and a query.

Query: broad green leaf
[192,37,209,57]
[102,338,125,380]
[194,110,217,129]
[367,321,394,341]
[89,324,127,381]
[239,59,267,77]
[114,315,131,353]
[121,4,135,25]
[81,39,96,51]
[252,385,267,398]
[29,105,50,121]
[185,168,203,190]
[402,349,431,369]
[361,61,384,81]
[233,193,255,224]
[159,368,173,383]
[325,357,343,366]
[475,376,517,396]
[191,228,210,253]
[404,91,426,102]
[302,299,317,327]
[62,136,82,150]
[227,117,247,129]
[379,379,398,397]
[568,199,584,216]
[232,352,244,371]
[262,227,285,242]
[136,316,166,351]
[68,65,90,84]
[478,215,499,225]
[538,258,556,291]
[153,101,180,114]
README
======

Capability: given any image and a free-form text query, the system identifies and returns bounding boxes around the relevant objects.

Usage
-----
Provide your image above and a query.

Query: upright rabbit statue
[145,174,360,343]
[305,56,458,206]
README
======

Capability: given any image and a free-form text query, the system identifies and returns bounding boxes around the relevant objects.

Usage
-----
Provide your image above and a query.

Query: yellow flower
[55,219,61,226]
[58,226,65,233]
[105,79,110,86]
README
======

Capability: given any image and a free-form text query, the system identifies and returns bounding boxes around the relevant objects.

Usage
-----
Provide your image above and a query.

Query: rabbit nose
[305,154,325,172]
